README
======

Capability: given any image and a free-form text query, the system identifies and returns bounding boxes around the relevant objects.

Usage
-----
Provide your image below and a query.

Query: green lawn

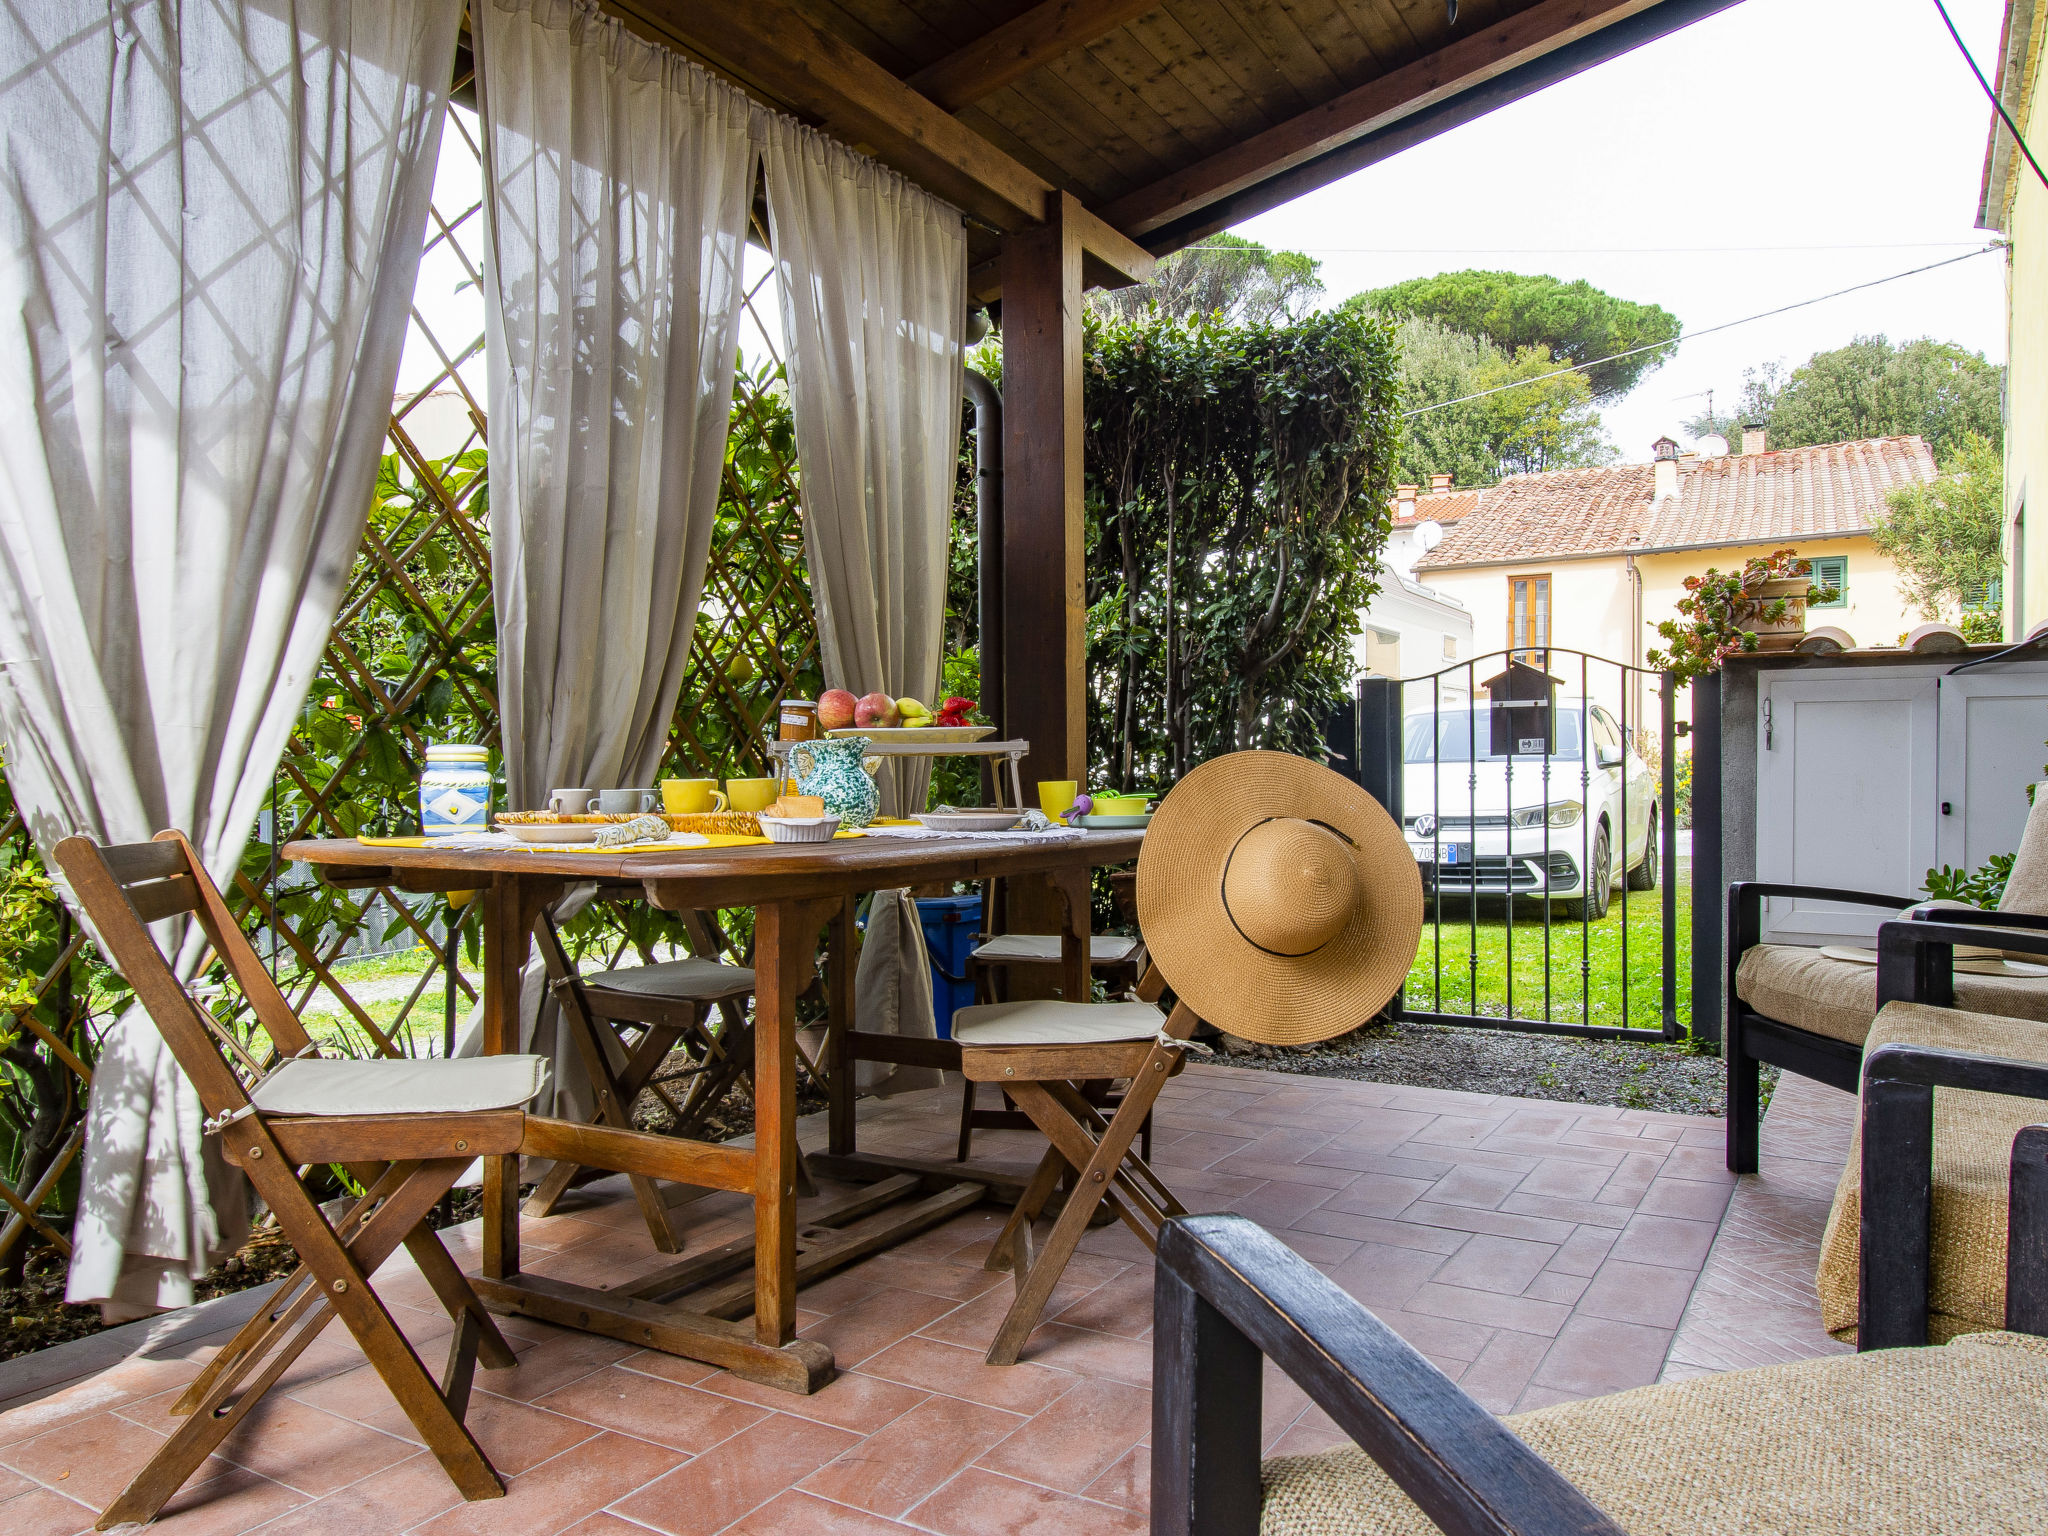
[1404,875,1693,1037]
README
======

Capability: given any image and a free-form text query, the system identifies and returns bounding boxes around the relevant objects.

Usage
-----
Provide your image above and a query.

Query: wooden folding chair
[524,910,758,1250]
[952,965,1200,1365]
[56,831,553,1528]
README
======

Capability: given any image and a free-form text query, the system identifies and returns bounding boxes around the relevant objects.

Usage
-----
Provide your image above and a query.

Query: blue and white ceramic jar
[791,737,882,828]
[420,744,492,836]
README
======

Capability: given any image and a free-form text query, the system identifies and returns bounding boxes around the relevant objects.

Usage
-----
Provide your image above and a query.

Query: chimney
[1741,420,1767,456]
[1652,436,1680,502]
[1395,483,1419,519]
[1429,472,1453,494]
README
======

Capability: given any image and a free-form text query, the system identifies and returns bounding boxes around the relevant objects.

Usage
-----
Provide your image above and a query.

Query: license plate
[1441,843,1472,866]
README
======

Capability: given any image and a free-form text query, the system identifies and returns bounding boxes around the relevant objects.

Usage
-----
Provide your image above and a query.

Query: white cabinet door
[1935,672,2048,872]
[1755,672,1939,944]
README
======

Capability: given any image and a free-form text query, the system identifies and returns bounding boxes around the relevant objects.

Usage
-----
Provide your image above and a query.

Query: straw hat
[1137,750,1422,1046]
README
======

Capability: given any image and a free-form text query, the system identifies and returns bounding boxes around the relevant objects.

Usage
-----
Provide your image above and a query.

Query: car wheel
[1625,807,1658,891]
[1561,826,1611,921]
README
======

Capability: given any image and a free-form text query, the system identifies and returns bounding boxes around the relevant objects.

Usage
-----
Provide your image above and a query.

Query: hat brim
[1137,750,1422,1047]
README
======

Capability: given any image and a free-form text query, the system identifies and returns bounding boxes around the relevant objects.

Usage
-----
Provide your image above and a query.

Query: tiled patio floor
[0,1061,1849,1535]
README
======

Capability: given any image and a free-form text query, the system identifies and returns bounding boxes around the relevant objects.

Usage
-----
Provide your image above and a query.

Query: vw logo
[1412,813,1436,837]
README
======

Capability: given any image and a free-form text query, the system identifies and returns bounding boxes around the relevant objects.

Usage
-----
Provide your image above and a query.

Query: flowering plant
[1646,548,1838,685]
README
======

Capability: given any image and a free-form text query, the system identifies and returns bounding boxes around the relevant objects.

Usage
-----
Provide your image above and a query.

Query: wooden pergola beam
[1099,0,1670,239]
[612,0,1152,290]
[906,0,1165,113]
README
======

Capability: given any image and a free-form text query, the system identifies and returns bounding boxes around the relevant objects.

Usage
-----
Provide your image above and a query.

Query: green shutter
[1808,555,1847,609]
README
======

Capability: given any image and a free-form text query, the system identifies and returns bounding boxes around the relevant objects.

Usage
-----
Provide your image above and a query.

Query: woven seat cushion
[583,956,755,1001]
[1735,942,2048,1046]
[1816,1001,2048,1343]
[971,933,1140,964]
[251,1055,550,1117]
[1260,1330,2048,1535]
[951,1000,1164,1047]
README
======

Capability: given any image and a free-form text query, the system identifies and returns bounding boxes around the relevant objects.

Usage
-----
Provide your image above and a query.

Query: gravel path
[1215,1019,1756,1117]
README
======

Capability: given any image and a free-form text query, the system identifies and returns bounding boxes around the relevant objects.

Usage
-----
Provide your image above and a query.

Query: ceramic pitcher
[791,737,882,828]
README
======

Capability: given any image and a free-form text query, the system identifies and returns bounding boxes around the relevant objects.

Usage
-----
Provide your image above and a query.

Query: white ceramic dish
[1074,813,1152,830]
[825,725,996,744]
[914,810,1024,833]
[497,821,603,843]
[758,815,841,843]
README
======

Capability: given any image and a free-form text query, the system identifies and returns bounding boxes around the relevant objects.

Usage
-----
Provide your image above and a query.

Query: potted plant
[1647,548,1840,685]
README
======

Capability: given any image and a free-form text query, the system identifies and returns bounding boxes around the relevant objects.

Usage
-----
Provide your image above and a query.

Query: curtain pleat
[0,0,462,1316]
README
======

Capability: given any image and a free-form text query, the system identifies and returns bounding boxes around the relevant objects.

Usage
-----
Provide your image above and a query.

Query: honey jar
[778,698,820,741]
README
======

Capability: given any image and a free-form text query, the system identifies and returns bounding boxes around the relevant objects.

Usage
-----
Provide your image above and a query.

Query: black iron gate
[1342,648,1683,1042]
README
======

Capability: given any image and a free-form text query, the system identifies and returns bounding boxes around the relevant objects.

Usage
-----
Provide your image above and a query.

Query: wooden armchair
[57,832,731,1528]
[1151,1179,2048,1535]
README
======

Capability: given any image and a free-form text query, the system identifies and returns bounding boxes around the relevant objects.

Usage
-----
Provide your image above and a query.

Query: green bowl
[1091,794,1152,816]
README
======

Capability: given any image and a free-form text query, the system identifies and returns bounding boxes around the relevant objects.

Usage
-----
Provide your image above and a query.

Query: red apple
[817,689,858,730]
[854,691,899,728]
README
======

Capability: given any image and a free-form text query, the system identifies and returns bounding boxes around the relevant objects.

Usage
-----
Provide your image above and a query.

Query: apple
[854,691,899,728]
[817,689,857,729]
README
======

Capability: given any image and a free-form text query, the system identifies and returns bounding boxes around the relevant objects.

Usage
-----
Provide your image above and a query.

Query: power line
[1188,240,1988,255]
[1399,245,2002,418]
[1932,0,2048,196]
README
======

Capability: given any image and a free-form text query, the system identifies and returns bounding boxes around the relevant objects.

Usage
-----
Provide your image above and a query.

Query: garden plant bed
[1223,1016,1757,1117]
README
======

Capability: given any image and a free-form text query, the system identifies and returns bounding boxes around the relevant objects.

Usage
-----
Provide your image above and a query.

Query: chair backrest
[55,831,318,1125]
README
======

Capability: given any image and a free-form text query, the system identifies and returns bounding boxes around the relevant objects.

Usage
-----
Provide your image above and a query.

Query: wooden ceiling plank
[907,0,1169,110]
[1007,59,1183,184]
[1206,0,1347,103]
[620,0,1053,230]
[1322,0,1421,71]
[786,0,925,71]
[1124,9,1275,132]
[962,92,1130,197]
[1103,0,1664,235]
[1081,24,1242,152]
[1158,0,1315,118]
[1268,0,1391,81]
[1037,38,1212,164]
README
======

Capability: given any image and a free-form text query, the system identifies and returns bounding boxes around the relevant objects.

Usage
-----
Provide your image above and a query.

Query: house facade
[1982,0,2046,637]
[1356,474,1477,700]
[1409,435,1937,724]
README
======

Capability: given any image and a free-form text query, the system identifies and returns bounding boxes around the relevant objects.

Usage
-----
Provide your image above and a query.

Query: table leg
[1051,868,1091,1003]
[827,896,858,1157]
[481,873,560,1281]
[753,899,830,1346]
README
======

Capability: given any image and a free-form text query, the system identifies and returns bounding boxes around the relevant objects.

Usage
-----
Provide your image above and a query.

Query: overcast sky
[1237,0,2012,461]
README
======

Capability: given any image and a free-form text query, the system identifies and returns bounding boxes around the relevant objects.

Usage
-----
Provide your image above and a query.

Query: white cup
[548,787,597,815]
[598,787,661,815]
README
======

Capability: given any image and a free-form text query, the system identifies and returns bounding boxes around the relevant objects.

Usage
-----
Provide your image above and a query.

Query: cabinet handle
[1942,801,1952,816]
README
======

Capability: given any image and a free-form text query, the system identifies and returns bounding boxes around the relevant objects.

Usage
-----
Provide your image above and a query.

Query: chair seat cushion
[251,1055,551,1117]
[971,933,1140,964]
[951,1000,1164,1047]
[1259,1331,2048,1535]
[1817,1000,2048,1343]
[1735,943,2048,1047]
[583,956,755,1001]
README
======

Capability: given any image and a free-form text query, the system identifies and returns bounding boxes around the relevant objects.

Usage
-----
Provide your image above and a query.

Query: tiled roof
[1414,438,1937,570]
[1393,487,1482,525]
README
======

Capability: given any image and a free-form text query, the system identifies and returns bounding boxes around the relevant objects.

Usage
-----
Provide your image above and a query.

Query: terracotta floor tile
[722,1489,920,1534]
[908,1466,1146,1536]
[145,1465,307,1534]
[239,1450,467,1535]
[1544,1226,1619,1277]
[1513,1158,1612,1201]
[1496,1193,1633,1231]
[826,1252,1008,1304]
[1081,1444,1148,1512]
[535,1365,768,1453]
[915,1278,1094,1353]
[858,1335,1077,1415]
[410,1431,685,1536]
[559,1513,680,1536]
[695,1366,928,1434]
[1606,1214,1720,1271]
[2,1408,206,1509]
[476,1330,638,1402]
[1635,1177,1736,1222]
[976,1378,1149,1493]
[794,1287,956,1370]
[1045,1269,1155,1339]
[1288,1208,1469,1253]
[1523,1271,1591,1305]
[1327,1241,1451,1309]
[1399,1202,1577,1246]
[796,1268,892,1317]
[1575,1258,1701,1330]
[1456,1330,1553,1415]
[1008,1322,1152,1384]
[1406,1283,1570,1338]
[608,1412,858,1536]
[1530,1315,1675,1397]
[1316,1172,1435,1219]
[211,1393,418,1495]
[1378,1307,1494,1366]
[1429,1234,1555,1297]
[798,1394,1022,1517]
[0,1481,95,1536]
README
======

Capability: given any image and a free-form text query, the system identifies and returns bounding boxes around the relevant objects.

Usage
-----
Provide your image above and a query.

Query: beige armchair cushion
[1734,942,2048,1047]
[971,933,1140,964]
[1260,1331,2048,1536]
[252,1054,551,1117]
[950,999,1163,1046]
[1816,1001,2048,1344]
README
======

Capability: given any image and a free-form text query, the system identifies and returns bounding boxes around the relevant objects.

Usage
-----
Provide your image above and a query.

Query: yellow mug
[661,778,728,814]
[726,777,780,814]
[1037,779,1080,817]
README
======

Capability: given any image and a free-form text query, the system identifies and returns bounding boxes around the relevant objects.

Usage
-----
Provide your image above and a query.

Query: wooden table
[284,829,1144,1392]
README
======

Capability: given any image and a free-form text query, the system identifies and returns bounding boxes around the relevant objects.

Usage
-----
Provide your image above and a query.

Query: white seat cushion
[251,1055,550,1117]
[971,933,1140,964]
[583,956,755,1001]
[951,1000,1165,1047]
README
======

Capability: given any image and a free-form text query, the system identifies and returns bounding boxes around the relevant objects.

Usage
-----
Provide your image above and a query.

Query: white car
[1400,700,1659,920]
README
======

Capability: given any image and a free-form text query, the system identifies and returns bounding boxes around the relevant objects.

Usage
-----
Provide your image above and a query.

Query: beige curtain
[0,0,462,1316]
[762,121,966,817]
[478,0,757,808]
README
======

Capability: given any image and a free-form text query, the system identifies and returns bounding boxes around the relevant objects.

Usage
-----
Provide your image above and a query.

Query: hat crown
[1222,818,1360,957]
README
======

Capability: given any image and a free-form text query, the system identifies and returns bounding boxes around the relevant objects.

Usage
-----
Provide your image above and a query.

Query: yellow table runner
[356,829,871,851]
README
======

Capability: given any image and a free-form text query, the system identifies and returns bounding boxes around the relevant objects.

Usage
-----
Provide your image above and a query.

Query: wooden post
[1002,191,1087,957]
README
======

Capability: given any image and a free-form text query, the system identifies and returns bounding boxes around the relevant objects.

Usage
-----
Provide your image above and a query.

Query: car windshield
[1403,710,1586,763]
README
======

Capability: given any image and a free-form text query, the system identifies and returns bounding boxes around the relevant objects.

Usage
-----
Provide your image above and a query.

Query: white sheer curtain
[763,121,966,818]
[478,0,756,810]
[0,1,461,1316]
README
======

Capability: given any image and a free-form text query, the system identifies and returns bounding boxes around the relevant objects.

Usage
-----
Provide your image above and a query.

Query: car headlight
[1409,813,1436,837]
[1510,802,1582,829]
